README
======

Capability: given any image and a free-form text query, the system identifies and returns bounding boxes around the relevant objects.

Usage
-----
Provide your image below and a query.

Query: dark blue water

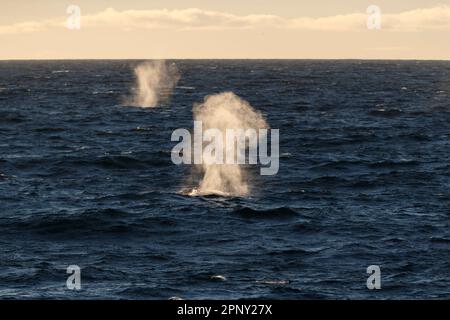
[0,60,449,299]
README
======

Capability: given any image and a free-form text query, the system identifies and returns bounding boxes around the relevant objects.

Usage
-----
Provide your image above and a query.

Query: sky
[1,0,450,59]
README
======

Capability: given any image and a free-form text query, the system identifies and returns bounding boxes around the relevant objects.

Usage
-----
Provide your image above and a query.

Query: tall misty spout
[125,60,179,108]
[192,92,269,196]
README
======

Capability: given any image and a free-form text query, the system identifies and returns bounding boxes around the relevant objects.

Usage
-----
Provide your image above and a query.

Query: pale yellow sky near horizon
[1,0,450,59]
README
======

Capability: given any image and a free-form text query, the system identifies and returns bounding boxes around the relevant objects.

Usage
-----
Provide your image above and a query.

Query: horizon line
[1,58,450,62]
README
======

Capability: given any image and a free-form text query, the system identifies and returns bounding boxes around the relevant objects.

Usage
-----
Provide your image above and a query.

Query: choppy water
[0,60,449,299]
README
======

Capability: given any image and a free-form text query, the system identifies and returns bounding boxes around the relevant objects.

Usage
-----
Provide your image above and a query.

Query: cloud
[1,5,450,35]
[0,17,64,35]
[0,20,58,35]
[80,8,285,30]
[383,6,450,31]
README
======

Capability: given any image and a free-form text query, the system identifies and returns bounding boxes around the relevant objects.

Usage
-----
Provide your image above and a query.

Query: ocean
[0,60,449,299]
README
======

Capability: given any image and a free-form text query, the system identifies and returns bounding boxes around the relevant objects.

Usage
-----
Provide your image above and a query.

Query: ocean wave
[369,108,403,117]
[0,112,26,123]
[292,221,318,233]
[255,280,289,285]
[368,159,418,168]
[32,127,66,133]
[1,208,177,235]
[430,237,450,244]
[233,206,299,219]
[12,154,170,171]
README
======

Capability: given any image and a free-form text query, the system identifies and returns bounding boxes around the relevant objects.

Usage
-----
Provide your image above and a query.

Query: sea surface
[0,60,449,299]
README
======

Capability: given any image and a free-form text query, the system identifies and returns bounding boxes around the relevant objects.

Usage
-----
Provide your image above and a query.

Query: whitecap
[176,86,196,90]
[255,280,289,285]
[210,275,227,281]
